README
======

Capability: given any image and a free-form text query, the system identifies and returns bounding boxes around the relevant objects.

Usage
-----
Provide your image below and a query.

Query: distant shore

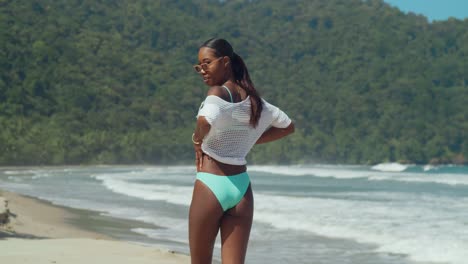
[1,158,466,168]
[0,189,190,264]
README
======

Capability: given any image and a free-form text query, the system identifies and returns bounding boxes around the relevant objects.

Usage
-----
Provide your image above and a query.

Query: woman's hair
[201,38,263,127]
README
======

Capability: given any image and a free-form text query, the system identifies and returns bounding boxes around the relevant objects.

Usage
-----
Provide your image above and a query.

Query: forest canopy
[0,0,467,165]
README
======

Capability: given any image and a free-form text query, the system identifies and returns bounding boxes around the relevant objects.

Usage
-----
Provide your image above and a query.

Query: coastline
[0,189,190,264]
[2,164,463,264]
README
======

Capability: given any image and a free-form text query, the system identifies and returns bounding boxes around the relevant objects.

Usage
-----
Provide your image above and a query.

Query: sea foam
[253,191,468,264]
[371,163,409,172]
[92,173,192,206]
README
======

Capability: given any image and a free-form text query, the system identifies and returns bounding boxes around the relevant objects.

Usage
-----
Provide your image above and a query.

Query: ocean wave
[423,164,437,171]
[368,174,468,186]
[249,165,468,186]
[89,166,195,181]
[92,173,192,206]
[253,192,468,264]
[371,163,409,172]
[4,170,34,175]
[249,165,373,179]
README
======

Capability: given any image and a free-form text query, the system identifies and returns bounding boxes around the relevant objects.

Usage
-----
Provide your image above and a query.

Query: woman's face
[196,47,227,86]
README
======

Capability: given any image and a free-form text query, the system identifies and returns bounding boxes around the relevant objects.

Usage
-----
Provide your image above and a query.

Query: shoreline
[0,189,190,264]
[0,161,466,168]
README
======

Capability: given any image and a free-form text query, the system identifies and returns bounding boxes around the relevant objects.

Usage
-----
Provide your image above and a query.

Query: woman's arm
[193,116,211,143]
[193,116,211,170]
[255,122,295,144]
[193,86,227,169]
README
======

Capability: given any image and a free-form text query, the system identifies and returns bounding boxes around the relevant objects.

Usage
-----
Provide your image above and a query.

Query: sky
[383,0,468,21]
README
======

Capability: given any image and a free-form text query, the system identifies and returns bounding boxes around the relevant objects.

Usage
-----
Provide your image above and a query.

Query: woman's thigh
[189,180,224,264]
[220,185,254,264]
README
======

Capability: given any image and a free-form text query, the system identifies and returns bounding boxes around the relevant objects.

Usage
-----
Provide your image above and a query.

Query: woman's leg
[189,180,225,264]
[220,185,254,264]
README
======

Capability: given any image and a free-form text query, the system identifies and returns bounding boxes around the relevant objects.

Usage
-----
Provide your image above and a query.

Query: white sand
[1,238,189,264]
[0,190,190,264]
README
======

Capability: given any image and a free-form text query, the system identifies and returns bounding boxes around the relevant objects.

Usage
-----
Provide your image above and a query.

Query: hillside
[0,0,467,165]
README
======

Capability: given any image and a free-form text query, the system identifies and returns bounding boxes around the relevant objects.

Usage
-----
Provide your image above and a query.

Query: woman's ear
[223,56,231,67]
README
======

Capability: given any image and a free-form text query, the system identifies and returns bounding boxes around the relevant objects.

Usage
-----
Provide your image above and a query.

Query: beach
[0,189,190,264]
[1,165,467,264]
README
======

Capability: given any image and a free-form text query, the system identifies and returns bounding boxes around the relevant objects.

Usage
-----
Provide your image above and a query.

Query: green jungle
[1,0,467,165]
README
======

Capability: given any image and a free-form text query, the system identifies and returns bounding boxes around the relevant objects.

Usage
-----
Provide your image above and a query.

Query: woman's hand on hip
[194,144,204,171]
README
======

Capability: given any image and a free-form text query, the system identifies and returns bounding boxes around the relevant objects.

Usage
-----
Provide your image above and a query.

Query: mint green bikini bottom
[196,172,250,211]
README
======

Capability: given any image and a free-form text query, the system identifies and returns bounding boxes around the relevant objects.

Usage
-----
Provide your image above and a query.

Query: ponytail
[200,38,263,127]
[231,52,263,127]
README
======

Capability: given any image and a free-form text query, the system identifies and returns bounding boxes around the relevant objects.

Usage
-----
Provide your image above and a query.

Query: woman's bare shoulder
[206,86,230,102]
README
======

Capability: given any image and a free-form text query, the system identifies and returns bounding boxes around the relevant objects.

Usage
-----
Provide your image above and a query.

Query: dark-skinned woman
[190,38,295,264]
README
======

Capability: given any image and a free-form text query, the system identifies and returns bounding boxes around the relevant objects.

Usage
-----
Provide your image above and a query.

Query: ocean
[1,163,467,264]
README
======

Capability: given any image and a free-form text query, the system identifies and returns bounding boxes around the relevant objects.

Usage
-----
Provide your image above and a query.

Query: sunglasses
[193,57,223,73]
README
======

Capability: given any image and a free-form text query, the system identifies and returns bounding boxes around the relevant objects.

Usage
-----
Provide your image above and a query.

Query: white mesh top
[196,93,292,165]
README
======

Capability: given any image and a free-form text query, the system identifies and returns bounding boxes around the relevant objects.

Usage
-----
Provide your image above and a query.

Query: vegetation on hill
[1,0,467,165]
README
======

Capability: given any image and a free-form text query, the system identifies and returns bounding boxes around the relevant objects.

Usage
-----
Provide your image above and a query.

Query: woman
[190,38,295,264]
